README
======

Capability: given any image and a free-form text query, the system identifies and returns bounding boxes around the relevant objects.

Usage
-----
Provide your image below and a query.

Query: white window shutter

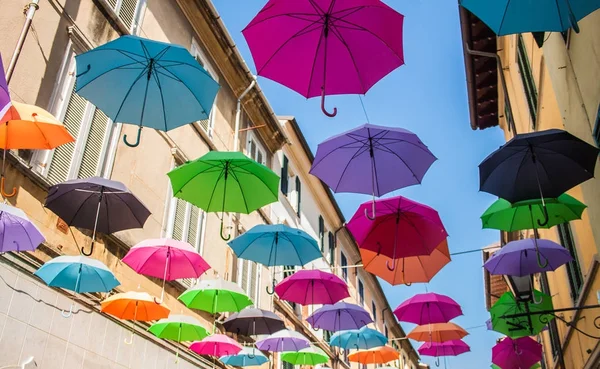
[106,0,118,8]
[187,206,200,248]
[241,261,249,293]
[249,262,258,302]
[77,108,110,179]
[118,0,139,30]
[172,199,187,241]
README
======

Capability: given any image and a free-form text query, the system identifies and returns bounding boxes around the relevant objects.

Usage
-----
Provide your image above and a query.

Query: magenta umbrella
[274,269,349,305]
[418,339,470,366]
[492,337,542,369]
[393,293,462,325]
[122,238,211,303]
[190,334,243,357]
[242,0,404,117]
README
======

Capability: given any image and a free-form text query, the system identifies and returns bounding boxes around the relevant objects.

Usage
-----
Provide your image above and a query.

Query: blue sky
[212,1,506,367]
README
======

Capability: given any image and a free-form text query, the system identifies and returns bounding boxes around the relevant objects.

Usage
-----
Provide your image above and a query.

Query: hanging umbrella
[0,57,10,118]
[168,151,279,240]
[360,239,450,286]
[44,177,151,256]
[490,291,554,338]
[149,315,210,362]
[34,255,120,317]
[347,196,447,270]
[329,326,387,350]
[348,346,399,364]
[282,345,329,366]
[407,323,468,343]
[221,347,269,367]
[243,0,404,117]
[307,301,373,332]
[492,337,542,369]
[0,203,45,252]
[492,364,541,369]
[418,339,470,367]
[274,269,349,305]
[190,334,243,357]
[122,238,211,303]
[222,307,285,336]
[178,278,253,314]
[255,329,311,352]
[74,35,220,147]
[393,293,462,325]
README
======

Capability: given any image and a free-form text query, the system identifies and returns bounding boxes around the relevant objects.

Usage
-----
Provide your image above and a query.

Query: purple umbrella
[0,203,45,252]
[484,238,573,277]
[0,56,11,118]
[307,301,373,332]
[256,329,310,352]
[492,337,542,369]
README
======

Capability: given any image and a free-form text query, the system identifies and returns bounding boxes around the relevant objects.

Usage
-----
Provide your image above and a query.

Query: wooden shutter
[295,176,301,216]
[187,206,200,248]
[118,0,139,30]
[249,262,258,302]
[241,260,249,293]
[77,108,110,179]
[280,156,288,194]
[318,216,324,252]
[172,199,187,241]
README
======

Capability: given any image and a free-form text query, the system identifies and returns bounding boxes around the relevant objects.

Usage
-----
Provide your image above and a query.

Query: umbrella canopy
[492,337,542,369]
[481,194,587,232]
[34,255,120,293]
[148,315,210,342]
[0,57,10,117]
[275,269,349,305]
[310,124,436,196]
[282,345,329,366]
[178,278,253,314]
[484,238,573,276]
[329,326,387,350]
[492,364,541,369]
[348,346,399,364]
[75,35,220,147]
[100,291,170,321]
[417,340,470,357]
[228,224,321,267]
[0,203,45,253]
[222,307,285,336]
[256,329,311,352]
[190,334,243,357]
[307,302,373,332]
[243,0,404,117]
[479,129,599,203]
[360,239,450,286]
[347,196,447,264]
[490,291,554,338]
[407,323,468,343]
[221,347,269,367]
[44,177,151,256]
[393,293,462,325]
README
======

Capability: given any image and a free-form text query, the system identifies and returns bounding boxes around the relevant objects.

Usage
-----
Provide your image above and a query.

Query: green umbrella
[281,345,329,365]
[490,291,554,338]
[149,315,210,362]
[179,278,253,315]
[167,151,279,240]
[481,194,586,232]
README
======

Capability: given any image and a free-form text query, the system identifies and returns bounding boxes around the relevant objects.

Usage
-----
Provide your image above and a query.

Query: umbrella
[418,340,470,365]
[492,337,542,369]
[393,293,462,325]
[221,347,269,367]
[167,151,279,240]
[74,35,220,147]
[149,315,210,362]
[274,269,349,305]
[310,124,436,206]
[0,57,10,118]
[0,203,45,253]
[492,365,541,369]
[122,238,211,303]
[281,345,329,366]
[44,177,151,256]
[347,196,447,270]
[360,239,451,286]
[347,346,399,364]
[329,326,387,350]
[222,307,285,336]
[307,301,373,332]
[242,0,404,117]
[407,323,468,343]
[490,291,554,338]
[255,329,311,352]
[34,255,120,317]
[190,334,243,357]
[460,0,600,35]
[178,278,253,315]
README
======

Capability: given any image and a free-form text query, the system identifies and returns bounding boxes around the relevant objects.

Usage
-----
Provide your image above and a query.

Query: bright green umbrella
[481,194,586,231]
[167,151,279,240]
[179,278,253,315]
[281,345,329,365]
[149,315,210,362]
[490,291,554,338]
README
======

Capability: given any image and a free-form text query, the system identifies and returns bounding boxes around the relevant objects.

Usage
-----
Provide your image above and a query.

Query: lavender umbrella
[256,329,310,352]
[307,302,373,332]
[0,203,45,252]
[0,57,10,118]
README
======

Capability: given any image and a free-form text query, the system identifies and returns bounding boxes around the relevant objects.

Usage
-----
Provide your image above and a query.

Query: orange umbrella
[360,239,451,286]
[0,101,74,197]
[407,322,468,343]
[348,346,399,364]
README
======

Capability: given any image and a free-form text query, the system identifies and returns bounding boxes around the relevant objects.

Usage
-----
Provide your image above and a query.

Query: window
[372,301,377,323]
[323,330,332,343]
[238,258,262,305]
[340,252,348,281]
[593,103,600,147]
[295,177,301,217]
[105,0,146,34]
[318,216,325,252]
[191,38,218,137]
[358,278,365,306]
[517,34,538,127]
[328,232,334,266]
[384,325,388,338]
[281,155,289,194]
[247,131,266,165]
[557,223,583,302]
[282,360,295,369]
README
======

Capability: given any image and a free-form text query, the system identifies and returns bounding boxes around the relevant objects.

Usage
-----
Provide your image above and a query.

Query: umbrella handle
[435,357,440,367]
[81,240,94,256]
[266,278,276,295]
[386,258,396,271]
[61,302,74,318]
[537,205,550,227]
[321,88,337,117]
[364,200,376,221]
[123,126,142,148]
[247,352,256,359]
[0,177,16,198]
[220,220,231,241]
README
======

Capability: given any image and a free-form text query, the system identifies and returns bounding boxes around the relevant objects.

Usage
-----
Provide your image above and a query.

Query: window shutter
[118,0,139,30]
[318,216,324,252]
[328,232,334,265]
[241,260,249,293]
[106,0,118,8]
[249,262,258,302]
[295,177,301,216]
[172,199,187,241]
[78,108,110,179]
[187,206,200,248]
[198,118,210,133]
[280,156,288,194]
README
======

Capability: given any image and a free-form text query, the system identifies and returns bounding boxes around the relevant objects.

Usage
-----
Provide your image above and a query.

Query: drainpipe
[6,0,40,84]
[233,77,257,151]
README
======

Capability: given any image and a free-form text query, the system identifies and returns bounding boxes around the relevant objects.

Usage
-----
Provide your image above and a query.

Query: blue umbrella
[75,35,220,147]
[34,255,120,317]
[460,0,600,34]
[329,326,387,350]
[221,347,269,367]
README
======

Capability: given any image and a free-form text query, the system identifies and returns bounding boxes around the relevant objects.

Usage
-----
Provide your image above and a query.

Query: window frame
[516,34,539,128]
[103,0,147,34]
[357,276,365,306]
[557,223,584,302]
[246,130,267,166]
[340,251,348,281]
[191,38,219,138]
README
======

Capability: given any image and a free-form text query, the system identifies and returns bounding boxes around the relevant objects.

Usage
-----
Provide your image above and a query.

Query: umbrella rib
[112,64,152,123]
[109,192,147,230]
[204,168,227,213]
[227,169,251,214]
[230,162,278,201]
[327,24,367,93]
[375,143,424,184]
[497,0,514,34]
[74,61,143,92]
[331,142,372,192]
[279,232,305,265]
[152,62,210,118]
[150,62,169,131]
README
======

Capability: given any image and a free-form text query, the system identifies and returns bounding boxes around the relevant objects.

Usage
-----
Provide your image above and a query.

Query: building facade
[0,1,421,368]
[460,6,600,369]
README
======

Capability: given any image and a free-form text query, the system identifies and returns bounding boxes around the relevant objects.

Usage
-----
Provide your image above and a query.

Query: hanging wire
[358,95,370,123]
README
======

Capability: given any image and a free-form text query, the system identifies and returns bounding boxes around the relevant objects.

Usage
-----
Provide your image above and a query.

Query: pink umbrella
[190,334,243,357]
[122,238,211,303]
[492,337,542,369]
[274,269,349,305]
[242,0,404,117]
[393,292,462,325]
[418,339,470,366]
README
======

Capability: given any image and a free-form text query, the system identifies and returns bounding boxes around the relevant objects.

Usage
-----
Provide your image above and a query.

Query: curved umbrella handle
[536,249,549,269]
[321,89,337,117]
[1,177,16,198]
[247,352,256,359]
[364,200,376,221]
[123,126,142,148]
[266,278,277,295]
[61,302,74,318]
[435,357,440,367]
[81,241,94,256]
[401,268,412,287]
[220,220,231,241]
[386,258,396,271]
[537,205,550,227]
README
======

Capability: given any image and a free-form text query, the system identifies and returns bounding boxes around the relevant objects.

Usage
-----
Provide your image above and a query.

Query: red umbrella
[275,269,349,305]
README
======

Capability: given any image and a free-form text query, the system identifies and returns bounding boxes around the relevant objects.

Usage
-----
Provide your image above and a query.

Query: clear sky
[212,1,507,367]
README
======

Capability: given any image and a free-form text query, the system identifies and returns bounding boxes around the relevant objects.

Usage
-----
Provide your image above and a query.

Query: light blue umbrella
[329,326,387,350]
[220,347,269,367]
[75,35,220,147]
[460,0,600,34]
[34,255,120,317]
